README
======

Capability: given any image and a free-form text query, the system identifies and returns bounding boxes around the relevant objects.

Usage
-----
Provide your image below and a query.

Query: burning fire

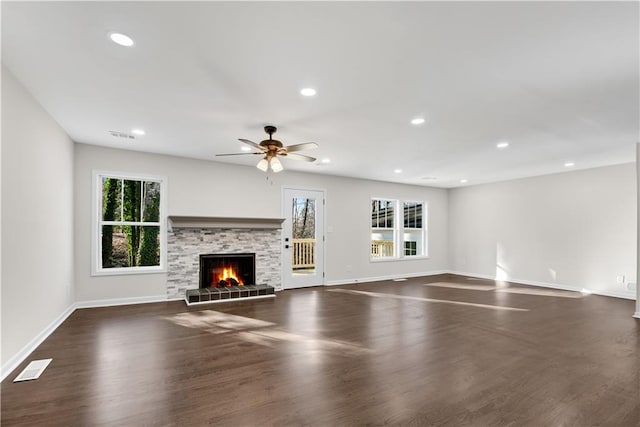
[213,265,244,287]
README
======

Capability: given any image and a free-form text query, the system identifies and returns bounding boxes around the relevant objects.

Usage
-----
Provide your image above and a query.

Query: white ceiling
[2,1,638,188]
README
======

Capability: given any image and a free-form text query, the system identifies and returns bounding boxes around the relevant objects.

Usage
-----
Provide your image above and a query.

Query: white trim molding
[1,294,180,382]
[326,270,449,286]
[633,312,640,319]
[449,270,637,301]
[75,295,181,309]
[91,170,168,276]
[1,303,75,382]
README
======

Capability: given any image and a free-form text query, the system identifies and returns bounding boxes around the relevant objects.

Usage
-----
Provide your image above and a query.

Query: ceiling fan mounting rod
[264,125,277,140]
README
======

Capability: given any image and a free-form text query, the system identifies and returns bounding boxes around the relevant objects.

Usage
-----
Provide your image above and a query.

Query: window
[94,172,166,275]
[402,201,424,257]
[371,198,426,259]
[371,199,395,257]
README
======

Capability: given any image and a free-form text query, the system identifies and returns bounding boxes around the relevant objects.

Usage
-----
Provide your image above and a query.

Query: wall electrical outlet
[616,275,625,284]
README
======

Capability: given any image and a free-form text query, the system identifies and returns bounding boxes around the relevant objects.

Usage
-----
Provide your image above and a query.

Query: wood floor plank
[2,274,639,426]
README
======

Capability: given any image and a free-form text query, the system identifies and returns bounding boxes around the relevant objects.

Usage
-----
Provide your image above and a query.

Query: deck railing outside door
[371,240,394,257]
[292,238,315,269]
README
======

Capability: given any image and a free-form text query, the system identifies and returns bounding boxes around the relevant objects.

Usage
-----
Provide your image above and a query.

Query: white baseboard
[75,294,180,309]
[1,303,75,382]
[448,270,636,301]
[633,312,640,319]
[1,294,180,382]
[325,270,449,286]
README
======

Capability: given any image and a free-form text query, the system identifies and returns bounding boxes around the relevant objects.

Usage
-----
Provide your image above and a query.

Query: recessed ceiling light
[496,141,509,149]
[410,118,425,125]
[394,169,403,174]
[241,146,251,152]
[131,129,145,136]
[300,88,317,97]
[564,162,575,167]
[109,33,134,47]
[460,179,468,183]
[321,158,331,164]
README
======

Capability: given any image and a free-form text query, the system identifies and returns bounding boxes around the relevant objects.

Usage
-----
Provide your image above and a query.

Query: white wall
[74,144,449,301]
[1,68,75,367]
[449,163,637,298]
[636,144,640,316]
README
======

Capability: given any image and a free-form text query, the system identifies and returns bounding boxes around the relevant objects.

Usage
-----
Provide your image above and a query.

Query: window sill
[91,267,167,277]
[370,256,430,263]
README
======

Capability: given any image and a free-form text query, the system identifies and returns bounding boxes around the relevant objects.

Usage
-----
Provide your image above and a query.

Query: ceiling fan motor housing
[260,125,283,151]
[260,139,283,150]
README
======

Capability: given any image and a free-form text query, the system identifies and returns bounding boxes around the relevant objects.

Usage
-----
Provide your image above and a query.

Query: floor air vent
[13,359,52,382]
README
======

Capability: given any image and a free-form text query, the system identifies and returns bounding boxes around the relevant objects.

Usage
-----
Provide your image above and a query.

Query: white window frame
[401,200,427,258]
[92,171,167,276]
[370,198,428,262]
[370,198,397,259]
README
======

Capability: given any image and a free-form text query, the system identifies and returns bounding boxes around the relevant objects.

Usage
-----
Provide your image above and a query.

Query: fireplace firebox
[199,253,255,288]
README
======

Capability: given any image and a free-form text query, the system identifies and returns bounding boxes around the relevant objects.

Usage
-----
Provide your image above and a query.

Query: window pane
[101,225,129,268]
[404,202,422,229]
[102,177,122,222]
[385,201,394,228]
[403,202,411,228]
[371,231,394,257]
[371,200,378,228]
[122,179,142,222]
[292,198,315,239]
[291,197,316,274]
[138,226,161,266]
[142,181,161,222]
[402,230,423,257]
[101,225,160,268]
[372,200,386,228]
[404,241,417,256]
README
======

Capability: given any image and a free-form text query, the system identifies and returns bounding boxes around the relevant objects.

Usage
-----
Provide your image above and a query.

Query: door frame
[281,186,327,289]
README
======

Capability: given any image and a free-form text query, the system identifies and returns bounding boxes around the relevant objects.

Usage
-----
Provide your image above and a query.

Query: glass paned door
[283,189,325,289]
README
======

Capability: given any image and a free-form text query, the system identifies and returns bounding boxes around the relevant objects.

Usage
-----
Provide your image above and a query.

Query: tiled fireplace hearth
[166,216,284,301]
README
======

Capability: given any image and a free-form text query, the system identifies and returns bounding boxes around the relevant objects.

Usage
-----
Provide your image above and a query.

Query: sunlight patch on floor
[248,329,371,356]
[423,282,497,291]
[425,282,585,299]
[495,287,585,298]
[166,310,370,355]
[165,310,275,334]
[328,289,529,312]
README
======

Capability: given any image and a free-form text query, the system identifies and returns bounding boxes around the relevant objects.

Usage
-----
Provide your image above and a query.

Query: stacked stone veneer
[167,228,281,299]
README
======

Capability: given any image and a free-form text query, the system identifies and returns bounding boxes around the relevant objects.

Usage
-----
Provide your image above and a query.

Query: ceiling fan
[216,125,318,173]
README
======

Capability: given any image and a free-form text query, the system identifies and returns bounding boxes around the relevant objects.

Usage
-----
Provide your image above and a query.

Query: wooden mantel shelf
[168,216,285,230]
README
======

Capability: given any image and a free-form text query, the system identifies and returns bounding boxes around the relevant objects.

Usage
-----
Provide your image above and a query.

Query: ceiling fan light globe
[256,158,269,172]
[270,157,284,173]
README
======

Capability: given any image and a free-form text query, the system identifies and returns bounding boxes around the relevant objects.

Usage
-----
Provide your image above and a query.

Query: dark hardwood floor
[2,274,639,426]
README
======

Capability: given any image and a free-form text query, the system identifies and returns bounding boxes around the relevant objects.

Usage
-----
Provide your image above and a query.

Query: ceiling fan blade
[216,152,262,157]
[285,142,319,153]
[239,138,266,151]
[284,153,316,162]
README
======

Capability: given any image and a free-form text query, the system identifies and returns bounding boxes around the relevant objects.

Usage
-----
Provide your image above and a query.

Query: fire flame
[213,265,243,286]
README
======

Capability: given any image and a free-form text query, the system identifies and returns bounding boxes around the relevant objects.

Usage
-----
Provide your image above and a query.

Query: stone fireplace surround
[166,216,284,300]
